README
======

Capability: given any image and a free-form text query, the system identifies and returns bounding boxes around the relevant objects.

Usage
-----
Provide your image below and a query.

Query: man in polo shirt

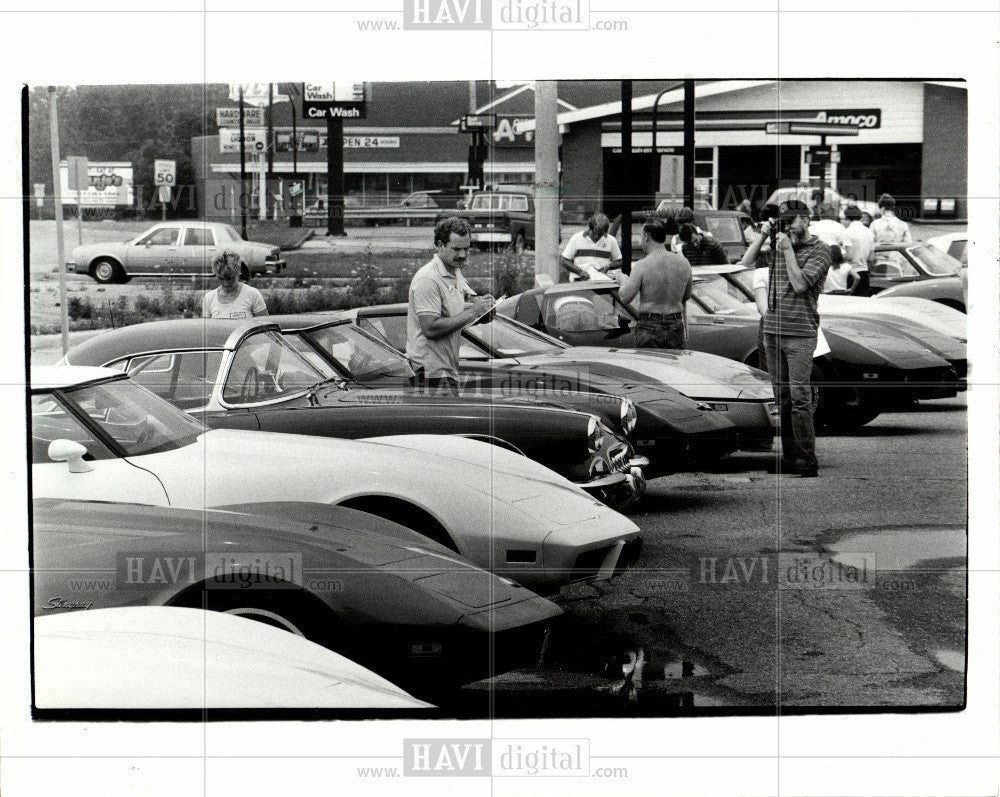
[561,213,623,280]
[742,200,831,477]
[406,217,494,394]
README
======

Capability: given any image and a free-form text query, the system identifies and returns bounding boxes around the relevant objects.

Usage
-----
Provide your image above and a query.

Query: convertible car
[33,497,562,696]
[31,367,643,591]
[349,304,776,466]
[34,606,433,711]
[271,311,745,477]
[500,278,961,431]
[62,318,646,508]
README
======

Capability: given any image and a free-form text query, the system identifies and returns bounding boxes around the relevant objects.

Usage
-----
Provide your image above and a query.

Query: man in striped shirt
[742,200,831,477]
[561,213,623,280]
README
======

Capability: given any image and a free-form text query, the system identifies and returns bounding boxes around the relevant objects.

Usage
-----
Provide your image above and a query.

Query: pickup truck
[436,191,535,252]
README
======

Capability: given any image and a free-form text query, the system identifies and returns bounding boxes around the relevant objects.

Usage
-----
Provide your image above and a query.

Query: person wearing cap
[669,206,714,257]
[618,218,693,349]
[406,217,495,395]
[870,193,912,276]
[740,200,831,477]
[674,208,728,267]
[561,212,623,280]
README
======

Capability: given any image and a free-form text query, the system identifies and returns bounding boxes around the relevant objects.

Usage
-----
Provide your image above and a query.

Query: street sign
[66,156,89,191]
[154,159,176,186]
[219,128,267,154]
[460,113,496,132]
[216,107,266,127]
[302,83,367,119]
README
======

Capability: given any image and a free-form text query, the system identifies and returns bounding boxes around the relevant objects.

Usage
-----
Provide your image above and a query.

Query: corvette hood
[516,347,773,401]
[820,318,951,370]
[819,295,966,343]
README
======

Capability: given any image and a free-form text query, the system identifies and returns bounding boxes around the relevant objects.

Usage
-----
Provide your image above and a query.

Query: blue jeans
[763,333,818,471]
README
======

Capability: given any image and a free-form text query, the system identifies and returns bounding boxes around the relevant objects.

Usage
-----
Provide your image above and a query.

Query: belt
[639,312,683,320]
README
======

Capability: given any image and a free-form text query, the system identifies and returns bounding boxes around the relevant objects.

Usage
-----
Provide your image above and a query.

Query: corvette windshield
[304,324,415,380]
[908,244,962,277]
[223,330,332,405]
[463,316,563,357]
[692,278,753,314]
[63,379,205,457]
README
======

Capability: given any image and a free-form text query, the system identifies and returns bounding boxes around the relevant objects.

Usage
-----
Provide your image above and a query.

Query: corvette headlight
[619,398,638,435]
[587,416,603,453]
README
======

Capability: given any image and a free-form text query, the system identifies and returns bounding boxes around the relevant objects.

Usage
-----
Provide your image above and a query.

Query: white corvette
[34,607,431,710]
[31,366,642,590]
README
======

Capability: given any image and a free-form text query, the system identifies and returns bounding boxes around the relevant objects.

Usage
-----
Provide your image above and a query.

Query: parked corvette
[273,311,744,477]
[703,264,967,384]
[367,296,779,454]
[31,367,643,591]
[34,606,433,711]
[62,318,646,507]
[869,243,967,311]
[32,497,563,696]
[501,279,960,431]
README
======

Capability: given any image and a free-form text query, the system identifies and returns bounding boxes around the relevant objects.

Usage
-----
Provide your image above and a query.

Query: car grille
[571,537,643,580]
[608,444,631,473]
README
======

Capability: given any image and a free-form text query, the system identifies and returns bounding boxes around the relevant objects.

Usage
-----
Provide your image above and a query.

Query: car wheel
[813,362,881,433]
[91,258,123,284]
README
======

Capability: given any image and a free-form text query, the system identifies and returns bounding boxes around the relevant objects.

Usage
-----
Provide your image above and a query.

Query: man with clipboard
[405,217,496,395]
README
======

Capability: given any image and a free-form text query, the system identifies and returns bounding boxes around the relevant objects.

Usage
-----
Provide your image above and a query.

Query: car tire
[813,361,881,433]
[91,258,123,284]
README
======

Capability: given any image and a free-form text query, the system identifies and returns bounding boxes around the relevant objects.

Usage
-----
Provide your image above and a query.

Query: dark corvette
[62,318,644,505]
[271,311,745,478]
[33,498,562,696]
[497,279,960,431]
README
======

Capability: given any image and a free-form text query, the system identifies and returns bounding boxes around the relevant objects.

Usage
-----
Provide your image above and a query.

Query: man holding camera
[741,200,831,478]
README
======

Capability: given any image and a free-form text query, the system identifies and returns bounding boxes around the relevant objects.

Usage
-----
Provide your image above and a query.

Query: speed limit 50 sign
[154,160,177,186]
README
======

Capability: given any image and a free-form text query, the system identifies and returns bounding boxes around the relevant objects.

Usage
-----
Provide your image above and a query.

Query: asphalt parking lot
[466,396,967,717]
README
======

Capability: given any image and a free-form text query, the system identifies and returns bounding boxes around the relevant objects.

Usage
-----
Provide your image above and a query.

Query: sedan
[35,606,433,711]
[62,318,647,508]
[68,221,286,283]
[505,278,960,431]
[33,497,562,697]
[31,366,643,591]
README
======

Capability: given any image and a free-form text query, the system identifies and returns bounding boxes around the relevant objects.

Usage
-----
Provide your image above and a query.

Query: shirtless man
[618,219,693,349]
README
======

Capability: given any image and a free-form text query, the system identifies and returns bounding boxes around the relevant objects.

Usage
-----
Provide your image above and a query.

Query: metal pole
[76,188,84,247]
[683,79,695,209]
[239,85,247,239]
[620,79,633,274]
[265,83,274,219]
[290,84,298,210]
[48,87,69,356]
[326,114,345,235]
[533,80,560,284]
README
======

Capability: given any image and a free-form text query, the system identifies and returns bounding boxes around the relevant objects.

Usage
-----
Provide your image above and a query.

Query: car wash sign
[302,83,367,120]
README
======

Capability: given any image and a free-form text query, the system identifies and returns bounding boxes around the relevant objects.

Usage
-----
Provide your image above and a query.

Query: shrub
[67,295,94,320]
[489,251,535,298]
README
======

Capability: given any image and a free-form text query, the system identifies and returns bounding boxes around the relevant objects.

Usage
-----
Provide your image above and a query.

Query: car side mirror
[47,439,93,473]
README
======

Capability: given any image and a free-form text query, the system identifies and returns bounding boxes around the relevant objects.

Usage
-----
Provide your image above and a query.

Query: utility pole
[534,80,561,284]
[48,88,70,355]
[239,85,247,239]
[326,114,345,235]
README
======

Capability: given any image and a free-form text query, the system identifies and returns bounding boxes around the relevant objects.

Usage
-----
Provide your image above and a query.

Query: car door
[31,393,169,506]
[181,225,219,275]
[126,226,182,274]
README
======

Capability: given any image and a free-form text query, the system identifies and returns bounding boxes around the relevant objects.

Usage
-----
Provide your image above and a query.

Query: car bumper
[472,231,512,244]
[541,516,643,589]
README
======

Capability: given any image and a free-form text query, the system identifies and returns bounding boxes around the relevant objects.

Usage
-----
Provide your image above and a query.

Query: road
[468,396,967,716]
